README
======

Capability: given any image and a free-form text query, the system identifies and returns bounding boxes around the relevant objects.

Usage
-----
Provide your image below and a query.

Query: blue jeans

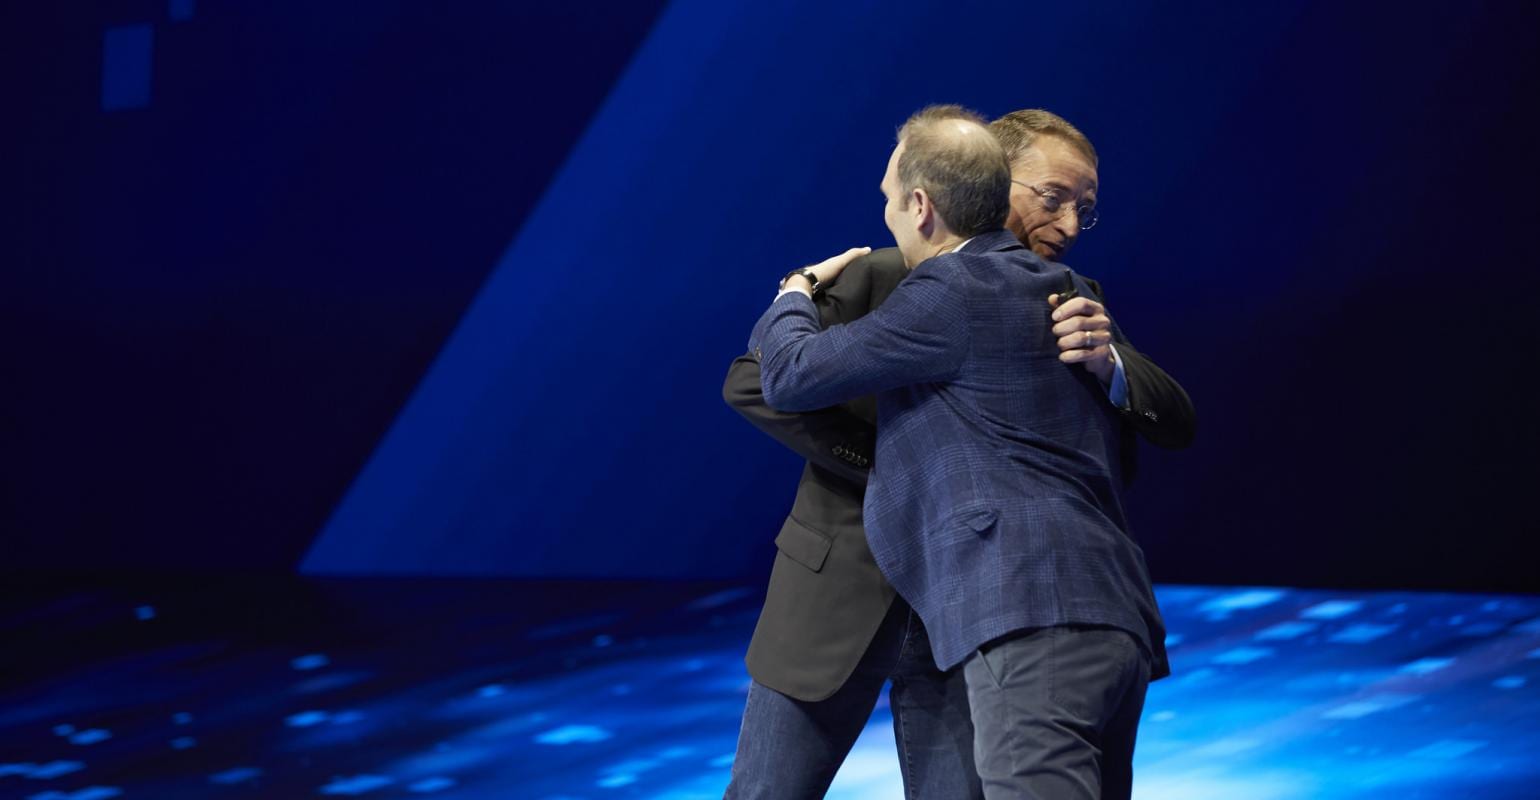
[724,600,982,799]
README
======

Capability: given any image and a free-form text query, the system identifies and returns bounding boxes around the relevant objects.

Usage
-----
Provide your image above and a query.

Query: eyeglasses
[1011,180,1099,231]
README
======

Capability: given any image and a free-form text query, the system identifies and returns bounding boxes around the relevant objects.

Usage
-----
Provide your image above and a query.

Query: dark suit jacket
[725,245,1192,699]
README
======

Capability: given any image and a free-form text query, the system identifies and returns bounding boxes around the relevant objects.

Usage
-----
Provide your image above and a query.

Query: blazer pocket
[957,506,998,536]
[775,516,834,573]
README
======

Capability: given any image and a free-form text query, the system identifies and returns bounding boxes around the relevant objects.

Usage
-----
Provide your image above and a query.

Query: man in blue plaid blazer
[748,106,1167,798]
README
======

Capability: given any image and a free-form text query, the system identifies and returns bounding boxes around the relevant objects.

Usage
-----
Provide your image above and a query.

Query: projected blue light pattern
[2,583,1537,798]
[99,1,196,112]
[100,25,154,111]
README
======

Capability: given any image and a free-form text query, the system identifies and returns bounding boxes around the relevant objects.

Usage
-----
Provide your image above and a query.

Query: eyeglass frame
[1010,180,1099,231]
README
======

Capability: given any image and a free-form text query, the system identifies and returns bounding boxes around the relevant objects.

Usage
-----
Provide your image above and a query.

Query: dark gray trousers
[962,625,1150,799]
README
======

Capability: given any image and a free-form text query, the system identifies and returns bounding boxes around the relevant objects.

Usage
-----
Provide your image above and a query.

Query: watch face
[781,268,816,292]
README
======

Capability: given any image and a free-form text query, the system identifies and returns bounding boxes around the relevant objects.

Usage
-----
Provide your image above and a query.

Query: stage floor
[1,578,1536,798]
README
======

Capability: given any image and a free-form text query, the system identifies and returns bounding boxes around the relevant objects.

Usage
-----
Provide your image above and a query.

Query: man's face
[880,142,922,268]
[1004,135,1098,261]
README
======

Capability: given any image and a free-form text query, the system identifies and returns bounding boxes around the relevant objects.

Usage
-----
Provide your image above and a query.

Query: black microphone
[1056,268,1079,303]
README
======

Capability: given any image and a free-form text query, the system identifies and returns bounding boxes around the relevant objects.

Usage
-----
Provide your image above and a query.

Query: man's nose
[1054,208,1081,242]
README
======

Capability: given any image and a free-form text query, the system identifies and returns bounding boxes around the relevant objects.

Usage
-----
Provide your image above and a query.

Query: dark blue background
[8,1,1537,591]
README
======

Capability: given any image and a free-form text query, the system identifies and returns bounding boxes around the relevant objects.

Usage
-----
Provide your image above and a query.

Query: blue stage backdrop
[8,2,1538,590]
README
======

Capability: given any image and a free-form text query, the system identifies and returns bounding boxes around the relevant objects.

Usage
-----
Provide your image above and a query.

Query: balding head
[893,105,1012,238]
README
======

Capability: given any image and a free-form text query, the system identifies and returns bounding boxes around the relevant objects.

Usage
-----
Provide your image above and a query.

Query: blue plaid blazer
[751,230,1168,676]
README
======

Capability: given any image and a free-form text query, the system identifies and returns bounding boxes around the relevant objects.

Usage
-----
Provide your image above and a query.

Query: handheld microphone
[1056,268,1079,303]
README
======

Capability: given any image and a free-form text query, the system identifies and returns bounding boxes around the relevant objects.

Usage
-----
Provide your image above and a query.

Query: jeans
[964,625,1150,800]
[724,599,982,799]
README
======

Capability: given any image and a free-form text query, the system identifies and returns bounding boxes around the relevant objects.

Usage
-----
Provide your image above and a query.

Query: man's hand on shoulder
[1048,293,1116,386]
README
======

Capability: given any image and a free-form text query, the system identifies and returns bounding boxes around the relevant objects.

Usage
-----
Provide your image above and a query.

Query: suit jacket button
[1142,409,1158,422]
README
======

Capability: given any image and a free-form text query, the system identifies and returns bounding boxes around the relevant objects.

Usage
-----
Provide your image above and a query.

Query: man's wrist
[779,267,821,296]
[779,274,815,298]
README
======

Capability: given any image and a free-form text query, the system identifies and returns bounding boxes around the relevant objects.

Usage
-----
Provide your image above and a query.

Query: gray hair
[989,108,1099,168]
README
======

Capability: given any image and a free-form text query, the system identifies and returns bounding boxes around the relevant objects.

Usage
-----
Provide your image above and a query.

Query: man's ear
[913,187,935,238]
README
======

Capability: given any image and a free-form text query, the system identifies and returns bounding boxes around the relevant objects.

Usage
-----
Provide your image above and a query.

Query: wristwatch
[779,267,822,296]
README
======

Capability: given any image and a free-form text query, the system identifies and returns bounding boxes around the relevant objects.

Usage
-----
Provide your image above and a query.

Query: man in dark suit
[723,109,1191,799]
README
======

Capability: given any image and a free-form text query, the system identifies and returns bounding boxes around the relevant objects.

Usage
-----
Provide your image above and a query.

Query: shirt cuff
[1106,344,1130,410]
